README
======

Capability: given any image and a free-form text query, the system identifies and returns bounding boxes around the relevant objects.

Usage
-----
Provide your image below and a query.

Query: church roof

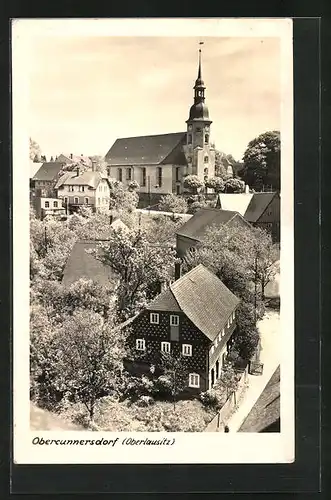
[244,192,279,223]
[105,132,187,166]
[147,264,240,341]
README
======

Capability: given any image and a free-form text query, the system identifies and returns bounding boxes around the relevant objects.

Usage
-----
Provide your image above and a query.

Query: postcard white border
[12,17,294,464]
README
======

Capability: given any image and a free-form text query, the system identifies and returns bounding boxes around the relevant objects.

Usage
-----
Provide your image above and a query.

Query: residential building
[124,264,240,394]
[55,168,111,213]
[105,46,216,206]
[176,207,252,258]
[215,193,253,216]
[62,239,117,287]
[62,216,129,286]
[56,153,92,168]
[244,192,280,242]
[239,365,280,432]
[32,162,66,197]
[32,196,66,220]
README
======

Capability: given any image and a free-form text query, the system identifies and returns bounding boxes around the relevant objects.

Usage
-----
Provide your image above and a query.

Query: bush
[158,193,188,214]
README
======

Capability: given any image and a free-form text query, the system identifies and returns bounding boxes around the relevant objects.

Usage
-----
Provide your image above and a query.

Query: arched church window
[204,156,209,163]
[188,134,192,144]
[205,134,209,144]
[204,168,208,175]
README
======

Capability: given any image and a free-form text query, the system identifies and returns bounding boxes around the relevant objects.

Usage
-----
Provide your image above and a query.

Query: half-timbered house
[125,264,240,394]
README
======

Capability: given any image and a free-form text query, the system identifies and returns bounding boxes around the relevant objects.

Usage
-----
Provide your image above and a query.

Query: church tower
[184,43,216,182]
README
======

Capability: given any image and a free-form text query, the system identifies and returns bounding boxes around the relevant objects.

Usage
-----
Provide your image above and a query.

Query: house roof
[244,192,279,223]
[55,171,103,189]
[30,161,43,179]
[239,365,280,432]
[176,208,249,242]
[147,264,240,341]
[216,193,253,216]
[57,154,92,166]
[32,162,65,182]
[105,132,187,166]
[62,239,117,287]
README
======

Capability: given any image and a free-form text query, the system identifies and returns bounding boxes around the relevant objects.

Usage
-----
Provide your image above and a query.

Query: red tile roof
[105,132,187,166]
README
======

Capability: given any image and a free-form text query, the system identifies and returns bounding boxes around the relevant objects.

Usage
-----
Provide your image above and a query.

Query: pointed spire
[198,42,203,80]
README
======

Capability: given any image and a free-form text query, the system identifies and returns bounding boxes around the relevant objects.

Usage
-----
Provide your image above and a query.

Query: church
[105,47,216,206]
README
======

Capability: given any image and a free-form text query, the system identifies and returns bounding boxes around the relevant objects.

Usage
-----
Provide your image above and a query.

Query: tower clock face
[188,125,192,131]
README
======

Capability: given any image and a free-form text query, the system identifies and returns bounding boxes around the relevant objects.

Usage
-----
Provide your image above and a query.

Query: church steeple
[187,43,211,122]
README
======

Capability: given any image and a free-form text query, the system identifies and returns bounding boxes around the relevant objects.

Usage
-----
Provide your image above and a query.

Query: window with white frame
[150,313,159,324]
[84,197,89,204]
[44,201,49,208]
[188,373,200,388]
[161,341,171,353]
[74,197,79,204]
[53,201,58,208]
[182,344,192,356]
[136,338,145,351]
[69,185,74,192]
[170,315,179,326]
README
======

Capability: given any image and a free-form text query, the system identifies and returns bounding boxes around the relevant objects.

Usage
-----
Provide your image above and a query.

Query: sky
[28,35,281,162]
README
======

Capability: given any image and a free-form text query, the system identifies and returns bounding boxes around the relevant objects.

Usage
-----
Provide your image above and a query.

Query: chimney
[92,160,97,172]
[175,262,182,281]
[76,166,80,177]
[109,214,113,225]
[70,153,73,160]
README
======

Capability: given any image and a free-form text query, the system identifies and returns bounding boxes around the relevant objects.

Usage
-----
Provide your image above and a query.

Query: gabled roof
[244,192,279,223]
[62,239,117,287]
[216,193,253,216]
[57,154,92,166]
[105,132,187,166]
[239,365,280,432]
[176,208,250,242]
[147,264,240,341]
[55,171,104,189]
[33,162,64,181]
[30,161,43,179]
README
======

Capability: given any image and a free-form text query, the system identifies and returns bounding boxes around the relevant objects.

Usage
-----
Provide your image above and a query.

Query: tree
[242,130,280,191]
[215,361,239,402]
[108,180,139,213]
[224,178,245,193]
[54,309,125,421]
[187,200,208,214]
[158,352,189,410]
[93,227,177,319]
[158,193,188,214]
[127,180,140,191]
[29,138,42,161]
[183,175,204,194]
[205,177,224,193]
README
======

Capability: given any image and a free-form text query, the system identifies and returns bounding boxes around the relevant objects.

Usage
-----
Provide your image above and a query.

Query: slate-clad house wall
[126,310,210,392]
[124,264,240,394]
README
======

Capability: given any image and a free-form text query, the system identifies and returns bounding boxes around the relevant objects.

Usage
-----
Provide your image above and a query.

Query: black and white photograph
[12,18,294,464]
